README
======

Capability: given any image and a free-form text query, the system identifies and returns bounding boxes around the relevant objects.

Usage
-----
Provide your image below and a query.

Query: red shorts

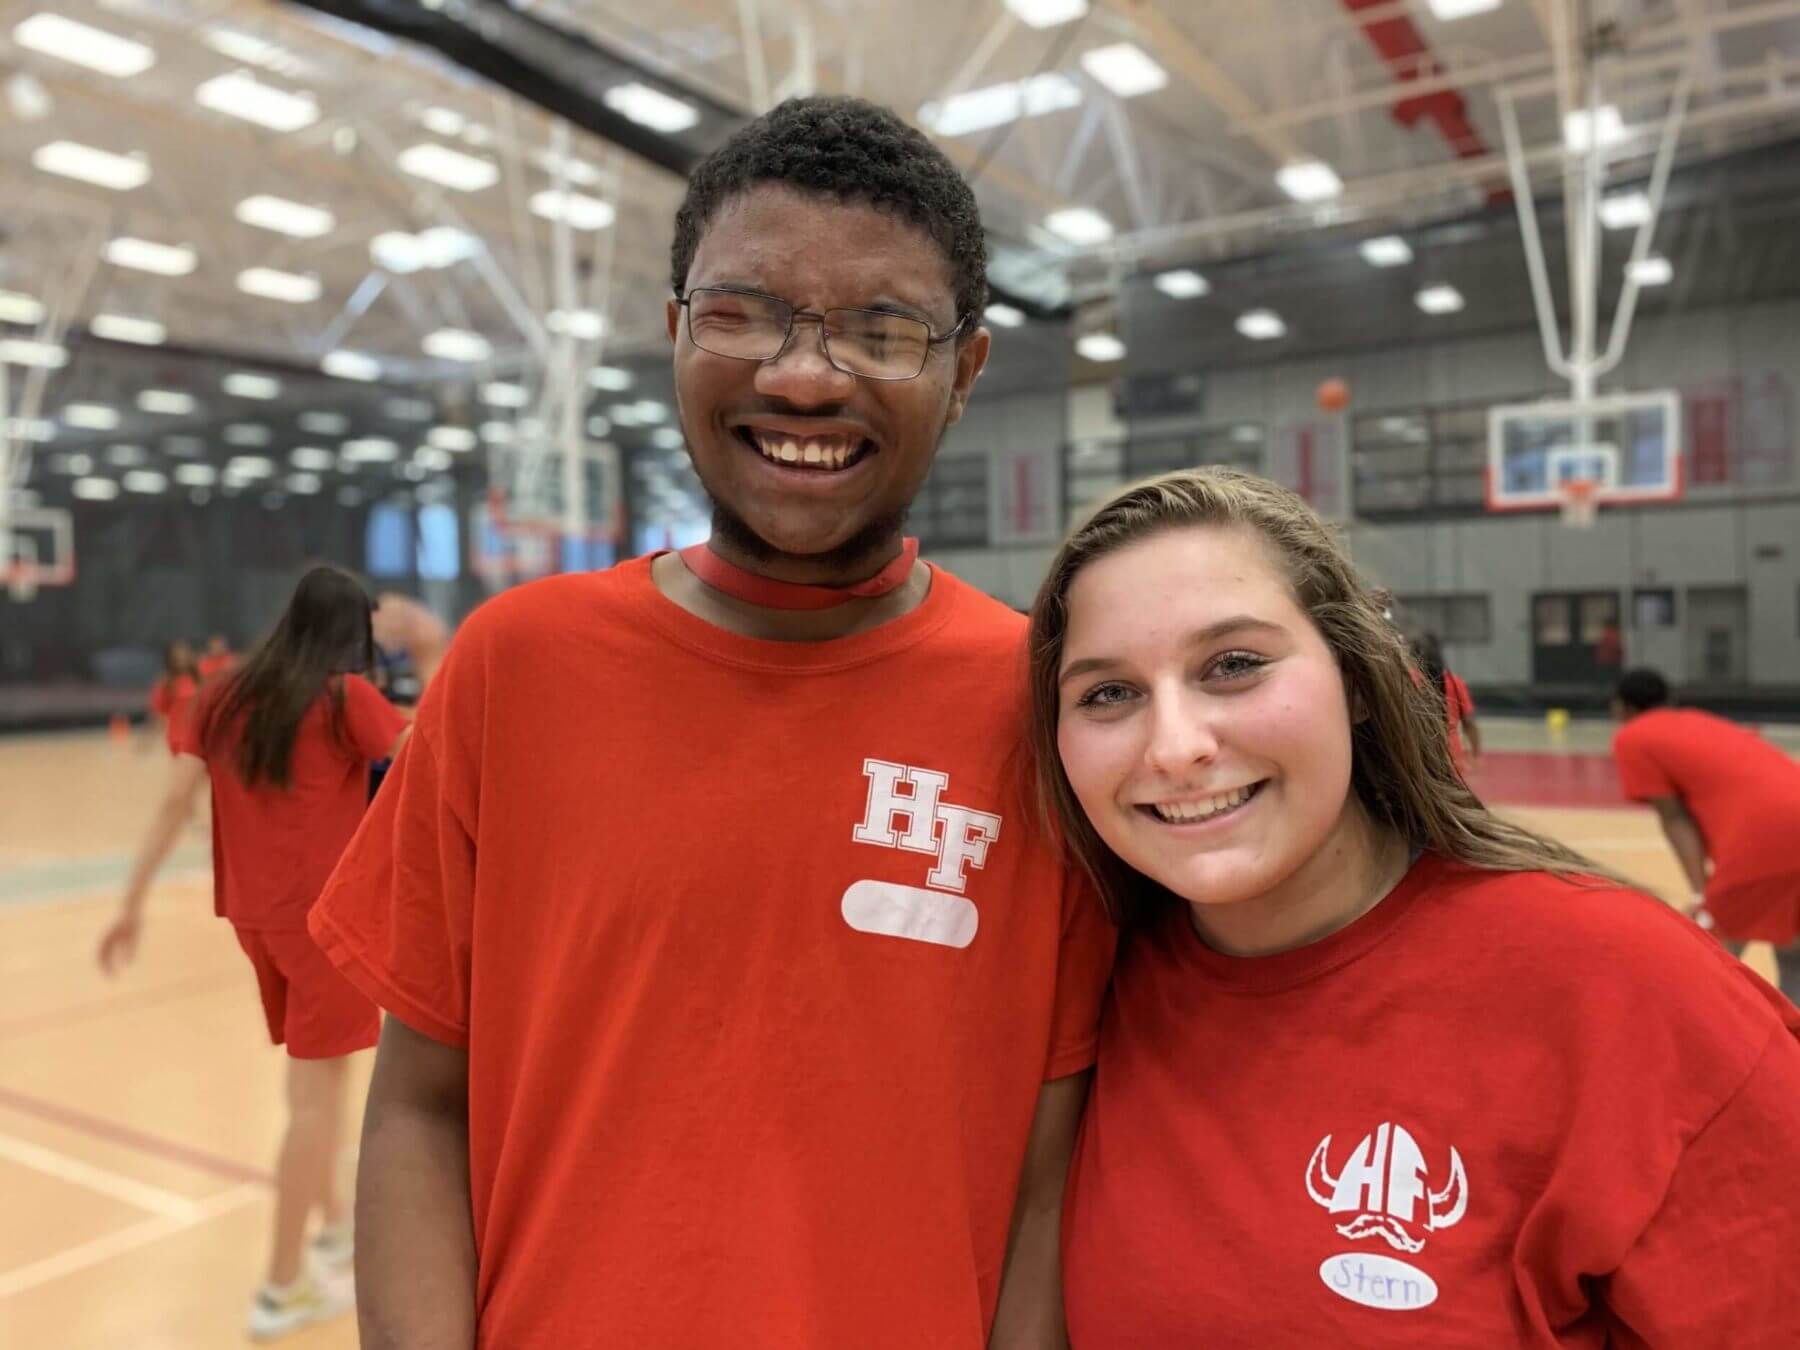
[234,928,380,1059]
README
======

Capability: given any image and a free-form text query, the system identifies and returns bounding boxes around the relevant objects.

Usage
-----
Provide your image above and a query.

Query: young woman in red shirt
[147,638,200,754]
[98,565,409,1340]
[1029,467,1800,1346]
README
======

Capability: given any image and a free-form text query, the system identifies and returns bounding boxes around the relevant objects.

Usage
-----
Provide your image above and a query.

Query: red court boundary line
[0,1085,274,1188]
[0,972,245,1042]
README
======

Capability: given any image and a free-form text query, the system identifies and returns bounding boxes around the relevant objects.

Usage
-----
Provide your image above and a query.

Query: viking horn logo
[1305,1123,1467,1254]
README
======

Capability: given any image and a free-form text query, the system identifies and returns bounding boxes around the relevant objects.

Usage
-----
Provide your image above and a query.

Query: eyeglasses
[676,287,967,381]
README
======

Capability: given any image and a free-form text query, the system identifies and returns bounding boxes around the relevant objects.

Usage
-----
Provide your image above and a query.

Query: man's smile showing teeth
[739,427,870,472]
[1140,781,1265,825]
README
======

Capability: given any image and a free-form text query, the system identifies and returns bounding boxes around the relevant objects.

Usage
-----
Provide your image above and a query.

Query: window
[1397,593,1493,646]
[416,503,460,581]
[1632,588,1675,629]
[365,503,412,578]
[913,454,988,548]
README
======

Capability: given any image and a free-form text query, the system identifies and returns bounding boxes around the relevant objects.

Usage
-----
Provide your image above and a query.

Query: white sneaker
[247,1273,353,1341]
[308,1221,354,1281]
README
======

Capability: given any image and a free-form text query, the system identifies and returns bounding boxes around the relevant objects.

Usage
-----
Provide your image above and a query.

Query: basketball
[1316,377,1351,413]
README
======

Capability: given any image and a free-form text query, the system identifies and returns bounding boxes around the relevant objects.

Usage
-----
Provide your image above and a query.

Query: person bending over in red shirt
[98,565,408,1341]
[1027,467,1800,1347]
[1612,667,1800,1006]
[308,97,1112,1350]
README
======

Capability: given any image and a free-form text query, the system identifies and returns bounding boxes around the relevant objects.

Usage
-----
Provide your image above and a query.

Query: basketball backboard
[1487,390,1682,512]
[2,504,74,601]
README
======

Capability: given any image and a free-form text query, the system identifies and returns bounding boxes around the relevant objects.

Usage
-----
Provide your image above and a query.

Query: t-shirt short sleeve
[169,697,202,756]
[1614,723,1677,801]
[308,714,476,1048]
[340,673,409,762]
[1447,673,1474,720]
[1043,872,1117,1080]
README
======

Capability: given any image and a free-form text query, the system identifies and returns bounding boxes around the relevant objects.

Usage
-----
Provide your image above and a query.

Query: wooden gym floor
[0,722,1786,1347]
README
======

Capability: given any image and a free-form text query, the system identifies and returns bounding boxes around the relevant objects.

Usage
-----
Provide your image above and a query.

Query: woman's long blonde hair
[1027,466,1618,924]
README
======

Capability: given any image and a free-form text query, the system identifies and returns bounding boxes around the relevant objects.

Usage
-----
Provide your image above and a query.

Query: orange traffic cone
[109,712,131,746]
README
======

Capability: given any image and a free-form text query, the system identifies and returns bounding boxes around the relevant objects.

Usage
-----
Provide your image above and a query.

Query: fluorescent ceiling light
[530,190,615,231]
[414,446,453,472]
[223,372,281,400]
[479,420,515,444]
[589,365,633,391]
[1598,191,1651,230]
[105,444,146,465]
[610,404,643,428]
[534,149,602,186]
[548,309,607,340]
[8,417,54,442]
[370,226,478,273]
[1075,333,1126,362]
[195,71,318,133]
[74,477,119,501]
[921,73,1082,138]
[174,463,217,486]
[341,437,398,463]
[983,303,1025,328]
[235,194,334,239]
[290,447,336,471]
[1,338,67,368]
[1564,105,1627,154]
[651,427,685,451]
[1236,309,1287,340]
[123,469,167,493]
[138,389,196,416]
[299,411,347,434]
[204,29,291,70]
[63,403,120,431]
[428,425,477,452]
[1359,235,1413,267]
[1276,159,1343,203]
[50,453,92,474]
[420,106,464,137]
[424,328,491,363]
[1427,0,1502,16]
[633,400,669,424]
[1416,284,1465,314]
[322,350,382,382]
[1080,43,1167,98]
[105,236,196,275]
[91,313,166,345]
[398,142,498,192]
[1153,268,1209,299]
[1627,255,1673,287]
[0,291,45,325]
[224,423,271,446]
[1045,206,1113,245]
[385,398,433,422]
[602,82,700,133]
[481,382,530,408]
[237,267,321,303]
[226,455,275,478]
[587,415,612,437]
[15,14,155,79]
[285,472,322,494]
[1004,0,1089,27]
[32,140,149,191]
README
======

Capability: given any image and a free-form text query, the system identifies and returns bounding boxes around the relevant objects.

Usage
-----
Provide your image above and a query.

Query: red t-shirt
[198,651,237,681]
[1441,671,1475,770]
[149,674,198,753]
[309,558,1116,1349]
[176,674,405,931]
[1064,855,1800,1347]
[1613,707,1800,941]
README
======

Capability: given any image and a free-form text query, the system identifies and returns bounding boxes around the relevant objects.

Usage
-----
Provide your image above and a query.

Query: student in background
[199,633,239,681]
[147,639,200,754]
[1612,667,1800,1006]
[1415,631,1481,775]
[98,565,409,1341]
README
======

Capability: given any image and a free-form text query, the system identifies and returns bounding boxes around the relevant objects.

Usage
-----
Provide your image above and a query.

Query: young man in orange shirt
[310,96,1113,1349]
[1612,667,1800,1004]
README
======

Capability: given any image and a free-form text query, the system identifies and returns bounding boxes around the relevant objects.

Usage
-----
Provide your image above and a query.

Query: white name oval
[841,880,978,949]
[1318,1253,1438,1311]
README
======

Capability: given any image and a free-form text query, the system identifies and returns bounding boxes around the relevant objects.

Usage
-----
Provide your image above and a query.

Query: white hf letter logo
[852,759,1001,893]
[841,760,1001,950]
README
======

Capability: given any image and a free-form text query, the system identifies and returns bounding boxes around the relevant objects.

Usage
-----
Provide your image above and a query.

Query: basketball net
[1559,477,1599,529]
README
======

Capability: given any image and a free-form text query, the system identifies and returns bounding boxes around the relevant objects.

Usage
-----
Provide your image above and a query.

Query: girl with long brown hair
[98,564,408,1340]
[1029,467,1800,1345]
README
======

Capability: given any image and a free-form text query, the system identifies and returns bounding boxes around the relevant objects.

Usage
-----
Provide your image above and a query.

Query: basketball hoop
[1559,477,1600,529]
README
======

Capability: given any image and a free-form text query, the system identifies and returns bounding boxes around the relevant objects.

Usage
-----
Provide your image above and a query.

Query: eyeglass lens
[686,289,934,380]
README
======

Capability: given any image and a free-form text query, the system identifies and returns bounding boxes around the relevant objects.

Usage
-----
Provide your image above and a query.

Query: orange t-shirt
[149,674,198,753]
[1613,707,1800,942]
[309,559,1116,1349]
[177,674,406,931]
[1444,671,1475,768]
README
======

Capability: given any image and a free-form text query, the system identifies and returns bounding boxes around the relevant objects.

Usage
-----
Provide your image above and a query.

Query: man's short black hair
[1615,667,1670,712]
[671,95,989,326]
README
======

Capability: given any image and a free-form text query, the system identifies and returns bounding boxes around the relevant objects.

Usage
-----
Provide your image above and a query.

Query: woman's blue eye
[1209,651,1267,681]
[1075,682,1134,709]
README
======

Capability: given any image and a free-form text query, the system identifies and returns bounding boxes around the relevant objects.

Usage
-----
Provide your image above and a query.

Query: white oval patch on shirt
[841,880,978,949]
[1318,1253,1438,1311]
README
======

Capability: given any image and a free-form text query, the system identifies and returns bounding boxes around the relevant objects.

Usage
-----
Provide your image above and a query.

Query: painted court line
[0,1086,273,1188]
[0,1131,201,1220]
[0,971,245,1042]
[0,1183,262,1301]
